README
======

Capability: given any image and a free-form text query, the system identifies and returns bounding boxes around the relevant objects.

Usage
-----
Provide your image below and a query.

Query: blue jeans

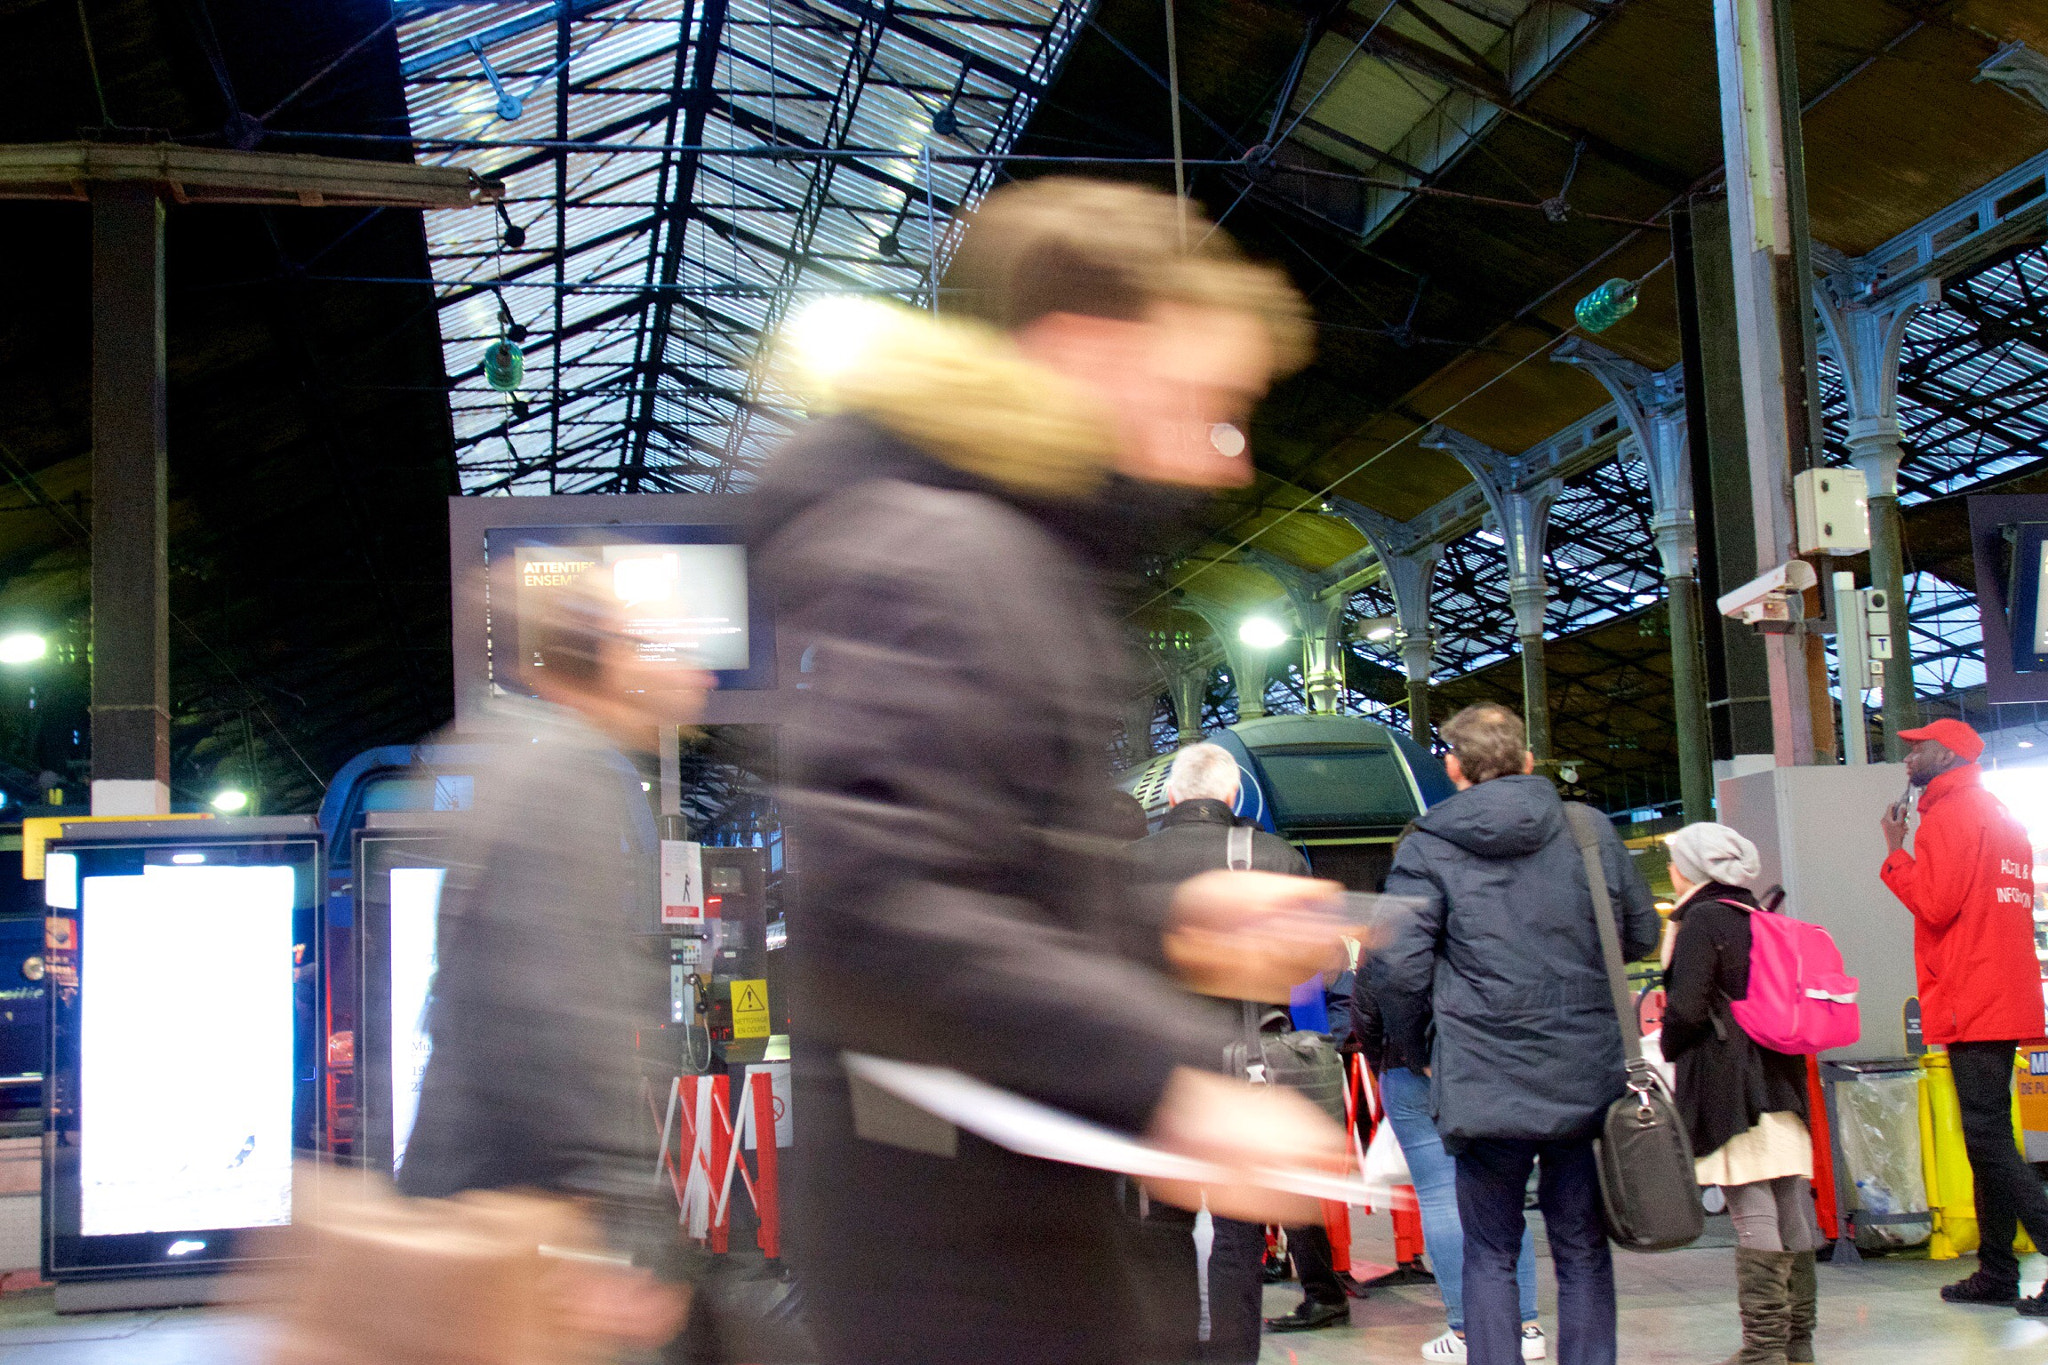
[1381,1067,1537,1330]
[1455,1137,1615,1365]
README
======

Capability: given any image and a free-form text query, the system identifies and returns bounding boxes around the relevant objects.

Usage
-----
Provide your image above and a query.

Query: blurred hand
[554,1260,691,1350]
[1880,803,1908,853]
[1144,1066,1349,1223]
[1164,869,1350,1001]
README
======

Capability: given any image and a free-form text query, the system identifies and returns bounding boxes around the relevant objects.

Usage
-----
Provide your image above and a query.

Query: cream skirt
[1695,1109,1813,1187]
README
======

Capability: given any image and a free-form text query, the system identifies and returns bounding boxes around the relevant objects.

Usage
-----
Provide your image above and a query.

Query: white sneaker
[1421,1329,1467,1361]
[1521,1324,1547,1361]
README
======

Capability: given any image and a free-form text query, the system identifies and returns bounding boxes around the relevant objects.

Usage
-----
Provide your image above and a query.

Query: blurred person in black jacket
[1125,744,1351,1356]
[754,180,1352,1365]
[400,575,704,1352]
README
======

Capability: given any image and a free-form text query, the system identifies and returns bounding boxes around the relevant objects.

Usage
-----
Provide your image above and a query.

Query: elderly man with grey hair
[1126,743,1355,1354]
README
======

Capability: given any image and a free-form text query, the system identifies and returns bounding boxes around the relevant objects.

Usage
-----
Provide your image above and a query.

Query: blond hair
[942,178,1311,375]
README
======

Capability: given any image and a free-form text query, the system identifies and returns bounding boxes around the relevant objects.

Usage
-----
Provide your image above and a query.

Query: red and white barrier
[653,1070,782,1257]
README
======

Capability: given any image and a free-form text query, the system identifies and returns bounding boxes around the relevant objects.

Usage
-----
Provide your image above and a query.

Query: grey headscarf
[1667,821,1761,890]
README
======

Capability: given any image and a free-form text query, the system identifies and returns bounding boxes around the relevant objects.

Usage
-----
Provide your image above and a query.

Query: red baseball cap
[1897,717,1984,762]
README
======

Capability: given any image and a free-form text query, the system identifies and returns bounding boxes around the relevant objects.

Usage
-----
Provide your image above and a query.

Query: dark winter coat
[753,309,1232,1365]
[1125,798,1310,898]
[1352,957,1427,1076]
[1377,775,1661,1143]
[1125,797,1316,1058]
[1660,883,1810,1161]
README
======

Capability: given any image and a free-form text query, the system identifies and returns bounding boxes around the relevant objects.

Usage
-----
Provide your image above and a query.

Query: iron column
[89,184,170,816]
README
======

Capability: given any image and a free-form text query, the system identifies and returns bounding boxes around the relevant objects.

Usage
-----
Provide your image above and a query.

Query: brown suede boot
[1784,1251,1817,1362]
[1720,1248,1795,1365]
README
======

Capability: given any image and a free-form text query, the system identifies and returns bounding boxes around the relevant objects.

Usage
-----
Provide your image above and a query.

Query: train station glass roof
[395,0,1088,494]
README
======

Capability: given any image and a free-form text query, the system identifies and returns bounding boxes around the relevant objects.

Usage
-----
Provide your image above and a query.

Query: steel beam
[1553,337,1712,821]
[1711,0,1819,767]
[89,185,170,814]
[0,142,499,207]
[1422,425,1560,761]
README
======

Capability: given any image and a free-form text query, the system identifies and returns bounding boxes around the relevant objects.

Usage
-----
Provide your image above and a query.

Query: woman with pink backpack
[1660,823,1827,1365]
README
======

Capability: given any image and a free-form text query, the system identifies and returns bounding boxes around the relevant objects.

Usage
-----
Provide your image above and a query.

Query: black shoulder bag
[1562,803,1703,1253]
[1216,825,1346,1122]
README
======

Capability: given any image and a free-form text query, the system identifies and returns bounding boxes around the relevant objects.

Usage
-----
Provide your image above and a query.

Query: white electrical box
[1793,467,1870,554]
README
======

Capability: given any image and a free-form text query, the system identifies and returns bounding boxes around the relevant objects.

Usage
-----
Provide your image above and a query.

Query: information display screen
[45,836,319,1276]
[355,835,457,1175]
[2005,522,2048,674]
[485,525,772,692]
[1258,746,1421,827]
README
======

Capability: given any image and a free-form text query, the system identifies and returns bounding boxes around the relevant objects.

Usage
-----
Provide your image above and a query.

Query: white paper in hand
[841,1052,1381,1205]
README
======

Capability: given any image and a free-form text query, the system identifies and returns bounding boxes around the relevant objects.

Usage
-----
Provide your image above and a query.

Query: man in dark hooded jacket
[1378,703,1659,1365]
[753,179,1350,1365]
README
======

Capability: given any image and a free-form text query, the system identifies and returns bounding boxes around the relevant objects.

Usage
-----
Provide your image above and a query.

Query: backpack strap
[1226,823,1254,871]
[1225,823,1264,1080]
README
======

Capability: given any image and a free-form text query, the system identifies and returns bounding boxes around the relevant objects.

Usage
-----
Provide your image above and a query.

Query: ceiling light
[210,789,249,813]
[783,296,899,388]
[0,633,47,665]
[1238,617,1288,650]
[1355,616,1398,644]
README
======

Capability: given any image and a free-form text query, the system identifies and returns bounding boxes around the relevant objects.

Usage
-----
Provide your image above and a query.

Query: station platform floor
[2,1222,2044,1364]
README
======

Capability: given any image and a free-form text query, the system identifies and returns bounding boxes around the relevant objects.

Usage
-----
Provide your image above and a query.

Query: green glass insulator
[1573,277,1639,333]
[483,339,525,392]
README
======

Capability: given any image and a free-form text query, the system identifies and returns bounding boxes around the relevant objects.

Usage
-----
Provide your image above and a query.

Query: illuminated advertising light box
[42,822,320,1281]
[353,828,458,1175]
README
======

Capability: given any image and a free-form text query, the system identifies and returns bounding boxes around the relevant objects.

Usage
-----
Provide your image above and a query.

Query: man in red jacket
[1879,717,2048,1312]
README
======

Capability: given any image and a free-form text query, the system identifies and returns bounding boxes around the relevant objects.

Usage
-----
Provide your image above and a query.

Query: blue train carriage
[1121,715,1454,892]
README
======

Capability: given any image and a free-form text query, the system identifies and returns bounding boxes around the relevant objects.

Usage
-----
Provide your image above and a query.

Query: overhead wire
[1126,253,1678,620]
[1163,0,1187,248]
[74,0,112,127]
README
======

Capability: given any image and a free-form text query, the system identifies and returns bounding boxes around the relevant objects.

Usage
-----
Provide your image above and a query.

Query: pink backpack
[1727,901,1861,1054]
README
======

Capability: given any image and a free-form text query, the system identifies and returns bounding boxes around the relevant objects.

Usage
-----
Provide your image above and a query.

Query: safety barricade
[652,1071,781,1258]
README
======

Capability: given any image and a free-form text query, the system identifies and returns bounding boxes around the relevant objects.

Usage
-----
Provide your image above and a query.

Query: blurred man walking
[755,180,1349,1365]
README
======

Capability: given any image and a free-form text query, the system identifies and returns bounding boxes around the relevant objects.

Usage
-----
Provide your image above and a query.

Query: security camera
[1716,560,1819,628]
